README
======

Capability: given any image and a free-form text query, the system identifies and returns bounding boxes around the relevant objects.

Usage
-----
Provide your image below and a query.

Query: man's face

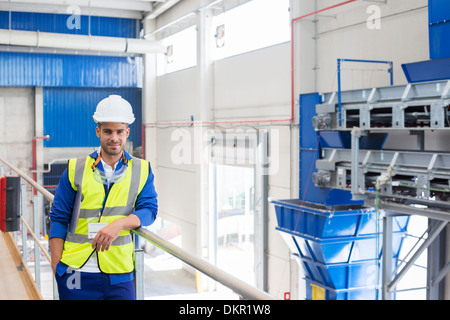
[96,122,130,157]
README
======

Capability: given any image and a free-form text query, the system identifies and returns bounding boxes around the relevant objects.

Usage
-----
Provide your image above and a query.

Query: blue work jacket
[49,150,158,284]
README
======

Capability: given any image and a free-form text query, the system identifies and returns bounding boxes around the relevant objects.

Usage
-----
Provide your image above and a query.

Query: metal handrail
[0,155,276,300]
[20,216,51,263]
[133,228,274,300]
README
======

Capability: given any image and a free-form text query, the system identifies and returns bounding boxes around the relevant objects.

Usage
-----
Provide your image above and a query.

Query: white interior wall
[150,0,432,299]
[213,43,291,119]
[0,88,34,174]
[157,68,200,122]
[213,44,293,298]
[156,127,199,223]
[154,37,293,298]
[316,0,429,92]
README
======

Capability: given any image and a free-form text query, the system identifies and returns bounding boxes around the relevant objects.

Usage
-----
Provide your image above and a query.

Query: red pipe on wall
[141,0,359,159]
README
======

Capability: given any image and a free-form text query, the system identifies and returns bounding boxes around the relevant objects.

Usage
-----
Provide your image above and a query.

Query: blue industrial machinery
[275,77,450,299]
[273,0,450,299]
[401,0,450,83]
[337,59,393,126]
[272,91,410,300]
[428,0,450,60]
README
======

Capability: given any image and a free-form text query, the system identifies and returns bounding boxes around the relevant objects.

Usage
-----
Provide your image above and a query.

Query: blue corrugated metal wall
[44,87,142,148]
[0,52,142,87]
[0,11,143,148]
[0,11,137,38]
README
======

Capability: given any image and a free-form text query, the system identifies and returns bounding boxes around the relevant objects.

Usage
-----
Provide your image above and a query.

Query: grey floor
[142,245,239,300]
[144,264,198,299]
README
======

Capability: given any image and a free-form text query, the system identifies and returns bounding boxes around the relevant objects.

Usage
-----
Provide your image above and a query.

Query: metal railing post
[135,248,144,300]
[33,195,41,290]
[53,276,59,300]
[387,220,448,294]
[21,183,28,263]
[382,215,393,300]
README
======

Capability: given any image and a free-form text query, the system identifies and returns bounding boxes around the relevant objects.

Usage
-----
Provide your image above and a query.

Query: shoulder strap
[67,156,89,191]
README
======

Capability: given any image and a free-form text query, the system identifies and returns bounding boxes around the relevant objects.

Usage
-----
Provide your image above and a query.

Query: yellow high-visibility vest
[60,155,149,274]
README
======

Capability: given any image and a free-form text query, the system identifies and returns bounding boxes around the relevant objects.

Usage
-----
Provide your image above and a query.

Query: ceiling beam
[0,0,154,12]
[143,0,179,20]
[0,3,144,19]
[0,0,172,19]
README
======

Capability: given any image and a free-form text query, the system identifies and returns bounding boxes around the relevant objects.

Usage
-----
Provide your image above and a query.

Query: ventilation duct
[0,29,165,54]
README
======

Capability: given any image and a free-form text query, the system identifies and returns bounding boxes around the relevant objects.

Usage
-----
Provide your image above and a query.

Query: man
[49,95,158,300]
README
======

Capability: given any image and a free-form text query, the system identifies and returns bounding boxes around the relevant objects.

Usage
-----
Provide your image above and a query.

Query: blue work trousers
[55,269,136,300]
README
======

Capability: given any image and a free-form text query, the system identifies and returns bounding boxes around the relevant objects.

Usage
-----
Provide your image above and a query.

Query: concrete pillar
[34,87,45,236]
[142,19,159,168]
[196,4,214,291]
[35,87,44,186]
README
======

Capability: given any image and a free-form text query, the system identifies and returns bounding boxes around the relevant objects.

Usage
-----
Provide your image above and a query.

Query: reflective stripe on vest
[61,155,149,274]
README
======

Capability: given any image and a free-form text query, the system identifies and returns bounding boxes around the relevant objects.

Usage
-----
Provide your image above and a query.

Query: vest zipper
[92,182,115,272]
[98,182,114,222]
[75,183,115,270]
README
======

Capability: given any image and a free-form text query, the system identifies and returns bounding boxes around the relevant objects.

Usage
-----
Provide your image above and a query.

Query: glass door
[208,130,268,292]
[214,164,255,286]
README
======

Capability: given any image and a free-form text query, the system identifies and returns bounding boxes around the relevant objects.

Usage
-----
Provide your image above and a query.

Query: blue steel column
[337,59,342,127]
[298,93,329,204]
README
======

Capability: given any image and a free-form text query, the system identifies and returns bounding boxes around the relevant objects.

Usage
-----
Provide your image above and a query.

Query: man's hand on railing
[91,214,140,252]
[49,237,64,274]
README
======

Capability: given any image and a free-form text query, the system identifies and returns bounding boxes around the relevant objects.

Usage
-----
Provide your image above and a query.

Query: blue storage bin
[290,232,405,266]
[273,199,408,299]
[272,199,408,240]
[289,232,405,289]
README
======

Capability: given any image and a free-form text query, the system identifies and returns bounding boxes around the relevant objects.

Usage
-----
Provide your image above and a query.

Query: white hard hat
[93,95,135,124]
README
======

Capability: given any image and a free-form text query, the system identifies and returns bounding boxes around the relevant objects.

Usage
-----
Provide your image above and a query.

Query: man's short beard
[101,143,124,156]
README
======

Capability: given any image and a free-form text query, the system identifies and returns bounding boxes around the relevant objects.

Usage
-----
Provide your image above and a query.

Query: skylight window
[156,25,197,76]
[212,0,290,60]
